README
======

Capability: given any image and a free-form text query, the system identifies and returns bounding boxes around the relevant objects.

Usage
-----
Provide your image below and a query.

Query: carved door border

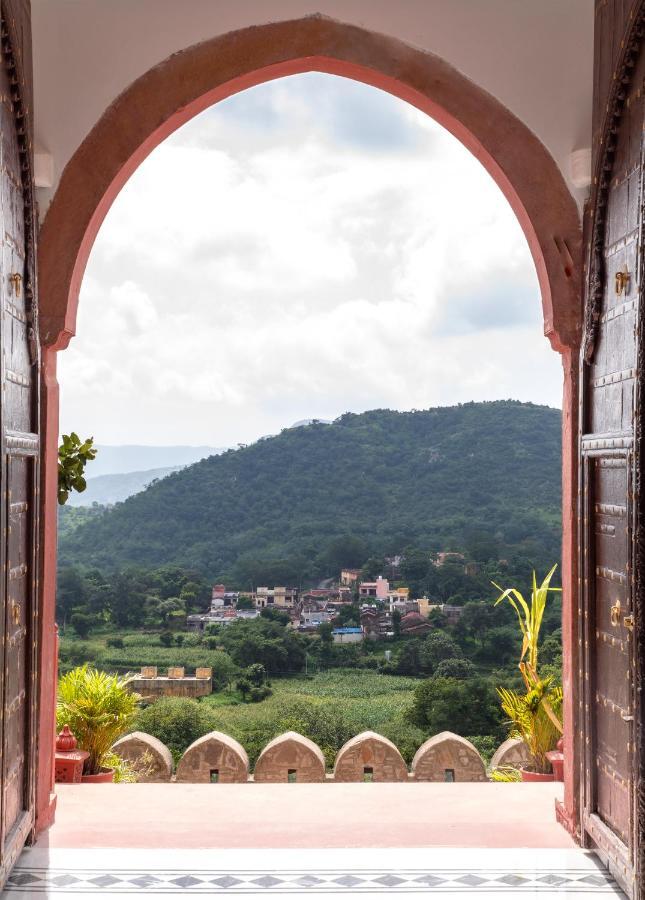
[0,0,40,889]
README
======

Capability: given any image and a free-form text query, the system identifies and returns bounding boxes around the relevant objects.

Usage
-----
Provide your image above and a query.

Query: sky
[58,73,563,447]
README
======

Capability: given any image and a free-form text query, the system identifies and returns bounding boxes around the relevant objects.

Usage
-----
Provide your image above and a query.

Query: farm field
[134,670,424,768]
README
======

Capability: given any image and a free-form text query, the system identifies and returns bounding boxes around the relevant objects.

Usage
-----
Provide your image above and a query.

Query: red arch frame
[36,15,582,837]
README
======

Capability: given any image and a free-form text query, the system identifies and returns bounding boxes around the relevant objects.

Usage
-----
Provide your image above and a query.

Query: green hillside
[58,401,562,581]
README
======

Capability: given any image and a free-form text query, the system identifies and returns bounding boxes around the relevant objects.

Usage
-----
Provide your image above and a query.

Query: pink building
[358,576,389,600]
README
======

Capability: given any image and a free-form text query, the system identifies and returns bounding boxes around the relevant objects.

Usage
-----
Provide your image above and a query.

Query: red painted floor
[40,782,576,849]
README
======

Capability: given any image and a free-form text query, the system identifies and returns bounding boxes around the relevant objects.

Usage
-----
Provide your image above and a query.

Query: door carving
[582,3,645,897]
[0,4,40,890]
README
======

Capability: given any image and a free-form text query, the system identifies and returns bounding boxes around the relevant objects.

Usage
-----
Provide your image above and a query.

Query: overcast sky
[58,73,563,447]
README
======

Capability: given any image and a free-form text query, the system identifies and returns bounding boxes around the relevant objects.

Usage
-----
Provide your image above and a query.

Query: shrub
[57,665,140,775]
[249,686,272,703]
[181,632,202,647]
[434,658,476,680]
[407,676,504,741]
[106,637,125,649]
[159,631,174,647]
[70,611,94,639]
[133,697,216,761]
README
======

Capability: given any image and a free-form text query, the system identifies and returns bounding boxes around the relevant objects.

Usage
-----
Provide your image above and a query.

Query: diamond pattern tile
[0,848,626,897]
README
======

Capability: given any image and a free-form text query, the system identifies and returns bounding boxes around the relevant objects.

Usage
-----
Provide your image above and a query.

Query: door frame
[578,3,645,895]
[0,0,41,888]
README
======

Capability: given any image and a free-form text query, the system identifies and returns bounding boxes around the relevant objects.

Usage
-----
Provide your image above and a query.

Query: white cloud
[59,73,562,446]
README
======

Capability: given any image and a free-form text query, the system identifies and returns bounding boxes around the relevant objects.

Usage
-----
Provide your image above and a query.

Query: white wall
[32,0,593,212]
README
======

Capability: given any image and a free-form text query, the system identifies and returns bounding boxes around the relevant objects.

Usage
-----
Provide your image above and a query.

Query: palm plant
[498,677,563,774]
[492,565,563,774]
[57,665,140,775]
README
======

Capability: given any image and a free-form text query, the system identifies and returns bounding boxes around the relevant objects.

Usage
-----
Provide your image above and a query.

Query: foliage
[407,676,505,742]
[58,433,97,505]
[58,402,562,579]
[56,665,140,775]
[497,678,563,774]
[490,765,522,782]
[70,611,94,639]
[493,564,561,690]
[493,566,564,773]
[133,697,217,762]
[434,658,476,679]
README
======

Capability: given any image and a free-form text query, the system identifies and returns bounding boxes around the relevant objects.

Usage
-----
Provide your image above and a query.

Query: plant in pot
[492,565,563,781]
[57,665,140,782]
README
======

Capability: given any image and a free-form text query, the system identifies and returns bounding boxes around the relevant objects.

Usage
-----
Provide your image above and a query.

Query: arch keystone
[175,731,249,783]
[111,731,173,782]
[253,731,325,783]
[334,731,408,782]
[412,731,486,782]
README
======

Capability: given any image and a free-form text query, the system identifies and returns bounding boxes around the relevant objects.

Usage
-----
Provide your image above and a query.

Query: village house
[332,626,363,644]
[210,584,240,607]
[360,607,391,640]
[253,586,299,609]
[358,575,389,600]
[339,567,360,587]
[400,611,433,637]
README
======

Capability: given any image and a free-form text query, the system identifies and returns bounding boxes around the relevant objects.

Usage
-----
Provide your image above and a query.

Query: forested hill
[58,401,562,581]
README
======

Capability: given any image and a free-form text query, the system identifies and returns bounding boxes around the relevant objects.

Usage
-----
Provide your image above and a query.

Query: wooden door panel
[581,5,645,895]
[3,458,30,842]
[592,458,632,845]
[0,3,39,890]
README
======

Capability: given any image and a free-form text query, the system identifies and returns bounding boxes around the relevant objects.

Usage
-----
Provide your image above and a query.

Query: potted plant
[493,565,563,782]
[57,665,140,782]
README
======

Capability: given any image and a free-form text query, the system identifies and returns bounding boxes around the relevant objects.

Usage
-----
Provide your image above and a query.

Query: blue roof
[333,627,362,634]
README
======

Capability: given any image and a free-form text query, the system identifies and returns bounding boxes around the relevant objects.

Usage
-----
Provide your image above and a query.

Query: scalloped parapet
[111,731,173,782]
[412,731,486,782]
[175,731,249,783]
[333,731,408,782]
[253,731,325,783]
[489,737,531,772]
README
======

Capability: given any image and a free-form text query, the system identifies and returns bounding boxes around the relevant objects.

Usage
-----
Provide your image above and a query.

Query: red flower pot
[545,749,564,782]
[81,768,114,783]
[520,767,555,782]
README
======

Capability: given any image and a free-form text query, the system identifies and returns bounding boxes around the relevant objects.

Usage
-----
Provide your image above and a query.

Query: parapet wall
[128,667,213,699]
[111,730,532,783]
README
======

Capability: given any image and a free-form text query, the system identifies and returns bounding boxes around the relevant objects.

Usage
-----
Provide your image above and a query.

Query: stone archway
[35,15,582,834]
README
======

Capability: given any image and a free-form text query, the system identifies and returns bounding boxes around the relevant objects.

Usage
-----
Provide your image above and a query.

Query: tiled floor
[1,848,625,899]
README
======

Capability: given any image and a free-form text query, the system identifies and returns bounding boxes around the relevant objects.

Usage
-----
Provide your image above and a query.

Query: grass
[197,670,423,767]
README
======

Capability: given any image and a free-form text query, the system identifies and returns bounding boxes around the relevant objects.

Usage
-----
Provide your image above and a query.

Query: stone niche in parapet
[175,731,249,783]
[111,731,173,782]
[412,732,486,782]
[253,731,326,783]
[333,731,408,782]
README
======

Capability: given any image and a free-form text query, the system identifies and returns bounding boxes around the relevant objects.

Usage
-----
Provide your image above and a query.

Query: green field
[134,669,425,768]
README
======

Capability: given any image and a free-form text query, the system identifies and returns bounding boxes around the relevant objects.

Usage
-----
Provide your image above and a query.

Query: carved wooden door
[581,5,645,897]
[0,6,39,890]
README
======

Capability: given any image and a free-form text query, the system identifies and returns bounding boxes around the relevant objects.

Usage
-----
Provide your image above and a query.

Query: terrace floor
[2,783,626,898]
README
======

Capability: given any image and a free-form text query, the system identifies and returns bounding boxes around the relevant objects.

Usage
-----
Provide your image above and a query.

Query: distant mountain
[59,402,562,581]
[67,466,182,507]
[289,418,333,428]
[85,445,225,478]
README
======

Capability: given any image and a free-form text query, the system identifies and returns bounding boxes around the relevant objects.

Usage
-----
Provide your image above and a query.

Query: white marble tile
[1,845,626,897]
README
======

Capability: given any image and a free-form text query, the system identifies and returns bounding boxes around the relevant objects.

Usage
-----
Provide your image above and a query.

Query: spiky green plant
[493,564,561,681]
[497,677,563,774]
[493,565,563,735]
[489,765,522,783]
[57,665,140,775]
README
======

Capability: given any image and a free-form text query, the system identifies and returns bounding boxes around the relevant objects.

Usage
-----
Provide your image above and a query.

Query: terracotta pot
[520,767,555,783]
[81,768,114,783]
